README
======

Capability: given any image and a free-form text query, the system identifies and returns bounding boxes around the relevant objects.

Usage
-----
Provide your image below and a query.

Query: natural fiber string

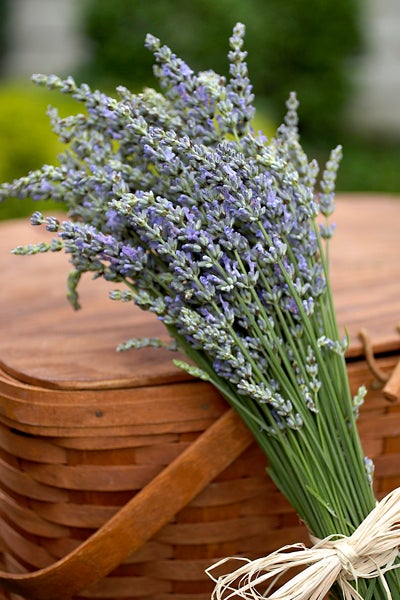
[207,487,400,600]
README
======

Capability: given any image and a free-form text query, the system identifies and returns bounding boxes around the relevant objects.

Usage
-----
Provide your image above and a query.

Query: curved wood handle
[0,409,253,600]
[383,360,400,402]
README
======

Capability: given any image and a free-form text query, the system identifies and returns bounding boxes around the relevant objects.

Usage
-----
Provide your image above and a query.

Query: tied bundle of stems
[1,23,399,600]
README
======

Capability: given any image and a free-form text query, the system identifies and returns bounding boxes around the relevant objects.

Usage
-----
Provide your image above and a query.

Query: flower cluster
[1,24,380,565]
[1,24,343,434]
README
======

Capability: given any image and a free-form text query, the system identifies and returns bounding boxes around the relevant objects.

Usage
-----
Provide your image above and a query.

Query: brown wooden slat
[360,438,384,459]
[0,492,68,538]
[1,554,27,576]
[21,462,163,492]
[0,378,225,430]
[38,538,83,562]
[31,502,117,529]
[0,520,54,570]
[138,558,225,581]
[134,442,191,465]
[55,433,179,451]
[212,445,270,480]
[80,576,171,598]
[0,459,67,502]
[0,424,66,465]
[189,477,270,507]
[358,413,400,439]
[238,527,309,555]
[373,453,400,477]
[40,538,174,564]
[155,516,280,545]
[124,542,173,563]
[0,412,217,438]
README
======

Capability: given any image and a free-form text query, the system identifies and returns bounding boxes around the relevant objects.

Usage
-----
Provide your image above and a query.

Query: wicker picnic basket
[0,194,399,600]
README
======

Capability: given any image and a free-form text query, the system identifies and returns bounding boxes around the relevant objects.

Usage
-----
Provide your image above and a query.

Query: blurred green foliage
[0,83,78,220]
[78,0,362,144]
[335,135,400,194]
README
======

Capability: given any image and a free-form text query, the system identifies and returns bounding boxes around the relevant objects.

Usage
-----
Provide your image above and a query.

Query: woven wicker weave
[0,194,399,600]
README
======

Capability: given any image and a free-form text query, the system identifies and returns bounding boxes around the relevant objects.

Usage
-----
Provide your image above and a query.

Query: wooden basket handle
[383,321,400,402]
[359,326,400,403]
[0,408,253,600]
[383,360,400,402]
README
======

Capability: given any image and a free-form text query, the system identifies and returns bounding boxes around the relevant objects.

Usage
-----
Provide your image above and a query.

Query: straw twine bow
[207,488,400,600]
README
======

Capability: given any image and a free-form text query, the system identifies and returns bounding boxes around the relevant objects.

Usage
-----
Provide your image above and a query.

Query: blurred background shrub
[0,83,79,219]
[78,0,400,196]
[78,0,362,146]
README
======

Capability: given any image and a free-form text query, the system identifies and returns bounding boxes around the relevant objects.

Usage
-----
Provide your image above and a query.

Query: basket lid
[0,193,399,391]
[329,194,399,357]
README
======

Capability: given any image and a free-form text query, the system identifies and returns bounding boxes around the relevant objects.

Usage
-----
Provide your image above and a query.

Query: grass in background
[0,82,79,220]
[336,135,400,193]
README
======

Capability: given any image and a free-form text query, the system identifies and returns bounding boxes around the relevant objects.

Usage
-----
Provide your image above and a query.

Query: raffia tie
[207,488,400,600]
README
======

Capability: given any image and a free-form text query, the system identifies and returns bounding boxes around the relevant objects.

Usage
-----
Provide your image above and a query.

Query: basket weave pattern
[0,355,398,600]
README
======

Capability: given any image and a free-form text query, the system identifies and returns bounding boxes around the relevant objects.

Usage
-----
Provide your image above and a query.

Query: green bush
[0,82,78,219]
[78,0,362,144]
[335,135,400,193]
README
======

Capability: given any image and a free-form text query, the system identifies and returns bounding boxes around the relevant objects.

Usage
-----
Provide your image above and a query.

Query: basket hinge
[383,360,400,402]
[359,326,400,403]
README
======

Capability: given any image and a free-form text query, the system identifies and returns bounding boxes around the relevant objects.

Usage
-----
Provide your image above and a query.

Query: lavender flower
[0,23,348,435]
[0,41,344,435]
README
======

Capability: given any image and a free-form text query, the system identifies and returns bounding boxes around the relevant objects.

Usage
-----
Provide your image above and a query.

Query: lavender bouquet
[2,24,400,600]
